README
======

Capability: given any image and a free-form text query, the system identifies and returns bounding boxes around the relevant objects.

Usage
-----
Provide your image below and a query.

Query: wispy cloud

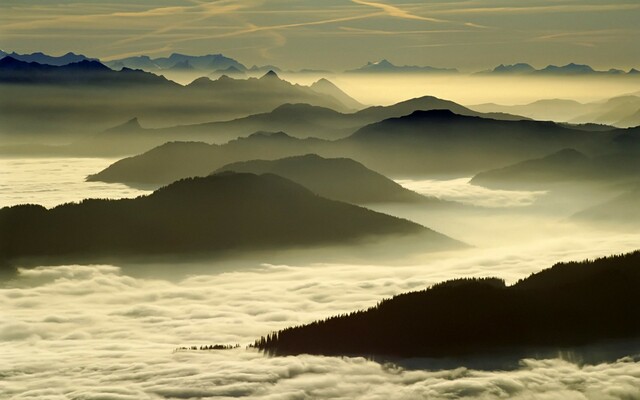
[351,0,448,23]
[429,3,640,15]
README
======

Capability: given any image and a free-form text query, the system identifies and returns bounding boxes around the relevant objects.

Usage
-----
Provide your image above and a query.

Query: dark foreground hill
[0,172,457,266]
[254,251,640,358]
[214,154,434,205]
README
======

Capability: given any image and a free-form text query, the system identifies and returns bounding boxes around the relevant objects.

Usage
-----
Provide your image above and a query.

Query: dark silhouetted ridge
[254,251,640,358]
[0,172,452,265]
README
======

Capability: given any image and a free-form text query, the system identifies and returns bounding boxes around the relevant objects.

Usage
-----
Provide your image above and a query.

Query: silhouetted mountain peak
[0,56,23,68]
[407,109,459,120]
[67,59,110,71]
[492,63,535,74]
[122,117,141,129]
[373,59,393,67]
[189,76,213,86]
[246,130,291,140]
[540,63,595,74]
[260,70,280,80]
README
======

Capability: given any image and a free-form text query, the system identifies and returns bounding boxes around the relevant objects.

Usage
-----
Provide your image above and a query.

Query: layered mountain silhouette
[0,172,458,266]
[254,251,640,358]
[87,132,331,184]
[0,61,359,137]
[347,59,457,74]
[340,109,609,176]
[59,95,527,156]
[88,110,620,184]
[214,154,437,205]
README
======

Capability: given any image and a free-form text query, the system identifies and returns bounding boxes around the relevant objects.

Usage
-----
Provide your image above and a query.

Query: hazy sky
[1,0,639,71]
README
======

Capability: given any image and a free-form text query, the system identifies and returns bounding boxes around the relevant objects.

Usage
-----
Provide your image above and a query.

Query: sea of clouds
[2,158,640,399]
[2,228,640,399]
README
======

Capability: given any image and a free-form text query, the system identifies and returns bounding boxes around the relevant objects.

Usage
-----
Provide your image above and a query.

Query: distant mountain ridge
[0,50,96,66]
[106,52,247,72]
[0,61,360,136]
[480,62,638,76]
[347,59,457,74]
[0,56,172,86]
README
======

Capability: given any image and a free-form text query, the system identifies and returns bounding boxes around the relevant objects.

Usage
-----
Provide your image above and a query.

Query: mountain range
[479,63,638,76]
[347,59,457,74]
[70,94,527,156]
[0,59,360,138]
[2,50,636,77]
[87,109,627,186]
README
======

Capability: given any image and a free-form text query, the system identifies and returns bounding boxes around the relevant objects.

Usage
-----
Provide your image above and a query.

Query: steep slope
[1,172,458,265]
[310,78,364,110]
[254,251,640,358]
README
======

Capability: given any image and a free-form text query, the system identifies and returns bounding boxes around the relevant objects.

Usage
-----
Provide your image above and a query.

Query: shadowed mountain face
[214,154,434,205]
[254,251,640,358]
[470,149,640,190]
[0,61,358,139]
[0,172,456,266]
[88,110,620,185]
